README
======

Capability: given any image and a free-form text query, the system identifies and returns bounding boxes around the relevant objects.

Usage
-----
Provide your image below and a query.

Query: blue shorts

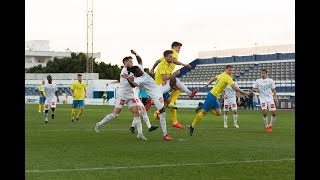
[253,102,258,107]
[202,92,221,111]
[72,100,85,108]
[163,92,170,101]
[39,96,45,104]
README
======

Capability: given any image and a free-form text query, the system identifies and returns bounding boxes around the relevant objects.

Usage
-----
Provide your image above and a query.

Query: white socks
[141,110,151,129]
[270,116,276,126]
[233,113,238,124]
[134,116,143,134]
[99,112,117,126]
[159,112,167,135]
[175,78,192,95]
[223,114,228,124]
[263,116,268,127]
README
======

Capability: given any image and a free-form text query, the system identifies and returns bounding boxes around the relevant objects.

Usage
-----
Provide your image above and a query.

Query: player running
[40,75,59,123]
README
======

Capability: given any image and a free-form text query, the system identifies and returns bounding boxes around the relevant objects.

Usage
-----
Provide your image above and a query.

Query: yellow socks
[192,111,205,126]
[170,108,178,124]
[77,109,84,118]
[71,108,76,119]
[170,90,181,104]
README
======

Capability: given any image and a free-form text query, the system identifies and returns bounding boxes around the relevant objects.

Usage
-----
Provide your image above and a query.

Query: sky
[25,0,295,69]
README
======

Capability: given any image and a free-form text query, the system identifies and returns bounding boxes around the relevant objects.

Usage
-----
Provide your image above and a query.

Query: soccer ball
[153,110,160,120]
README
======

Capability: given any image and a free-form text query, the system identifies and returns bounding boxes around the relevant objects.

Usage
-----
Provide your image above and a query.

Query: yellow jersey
[210,72,234,98]
[38,85,45,97]
[155,49,179,85]
[71,81,86,100]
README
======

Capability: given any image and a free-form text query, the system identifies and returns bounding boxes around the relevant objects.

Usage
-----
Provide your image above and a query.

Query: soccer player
[40,75,59,123]
[123,61,173,140]
[150,42,199,109]
[252,69,278,132]
[102,92,108,105]
[38,80,45,112]
[188,65,251,136]
[70,74,86,122]
[95,51,150,140]
[221,81,241,128]
[149,48,199,129]
[129,87,158,134]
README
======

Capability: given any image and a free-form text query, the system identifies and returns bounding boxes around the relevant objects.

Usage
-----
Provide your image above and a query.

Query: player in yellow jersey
[70,74,87,122]
[188,65,251,136]
[149,42,199,128]
[38,80,46,112]
[150,42,198,108]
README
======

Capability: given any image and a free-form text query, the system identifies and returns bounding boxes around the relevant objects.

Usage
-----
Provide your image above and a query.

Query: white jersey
[118,67,135,99]
[134,64,162,99]
[224,83,238,99]
[42,83,58,99]
[253,78,276,102]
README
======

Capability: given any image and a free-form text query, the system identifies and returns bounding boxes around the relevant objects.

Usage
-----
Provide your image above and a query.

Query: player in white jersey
[221,81,241,128]
[252,69,278,132]
[40,75,59,123]
[129,87,158,133]
[122,50,176,141]
[95,51,150,140]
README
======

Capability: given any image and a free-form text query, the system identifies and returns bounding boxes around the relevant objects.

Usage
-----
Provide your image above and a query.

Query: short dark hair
[77,74,82,77]
[163,50,173,57]
[128,65,140,74]
[261,69,267,74]
[47,75,52,78]
[225,65,233,69]
[171,41,182,48]
[122,56,133,64]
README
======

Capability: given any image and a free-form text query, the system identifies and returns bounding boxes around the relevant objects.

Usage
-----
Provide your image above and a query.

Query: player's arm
[172,59,191,68]
[236,91,241,105]
[122,74,139,87]
[40,90,45,98]
[84,86,87,98]
[231,83,251,96]
[272,88,278,103]
[205,76,218,87]
[69,88,74,97]
[150,59,161,75]
[251,80,260,93]
[161,70,180,81]
[55,90,60,103]
[131,50,142,65]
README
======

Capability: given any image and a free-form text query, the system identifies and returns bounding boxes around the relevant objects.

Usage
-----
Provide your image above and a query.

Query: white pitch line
[26,158,294,173]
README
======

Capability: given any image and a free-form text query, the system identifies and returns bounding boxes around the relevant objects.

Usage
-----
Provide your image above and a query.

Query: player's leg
[76,100,85,122]
[260,102,269,132]
[128,100,147,140]
[71,100,79,122]
[50,99,57,120]
[268,102,277,132]
[173,78,199,99]
[44,99,50,123]
[189,92,220,136]
[95,100,122,133]
[152,95,172,140]
[223,99,229,128]
[230,100,239,128]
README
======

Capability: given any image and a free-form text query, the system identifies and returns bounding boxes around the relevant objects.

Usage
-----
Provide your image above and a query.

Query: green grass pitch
[25,104,295,179]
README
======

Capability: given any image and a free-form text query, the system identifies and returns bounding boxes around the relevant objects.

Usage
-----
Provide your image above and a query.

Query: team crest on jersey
[159,97,164,103]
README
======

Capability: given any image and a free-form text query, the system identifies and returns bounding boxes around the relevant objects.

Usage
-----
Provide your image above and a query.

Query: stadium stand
[176,53,295,100]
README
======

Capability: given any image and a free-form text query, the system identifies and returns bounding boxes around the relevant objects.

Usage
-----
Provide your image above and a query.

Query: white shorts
[149,94,164,110]
[160,80,171,94]
[44,98,57,109]
[260,101,276,111]
[223,98,237,111]
[115,96,138,109]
